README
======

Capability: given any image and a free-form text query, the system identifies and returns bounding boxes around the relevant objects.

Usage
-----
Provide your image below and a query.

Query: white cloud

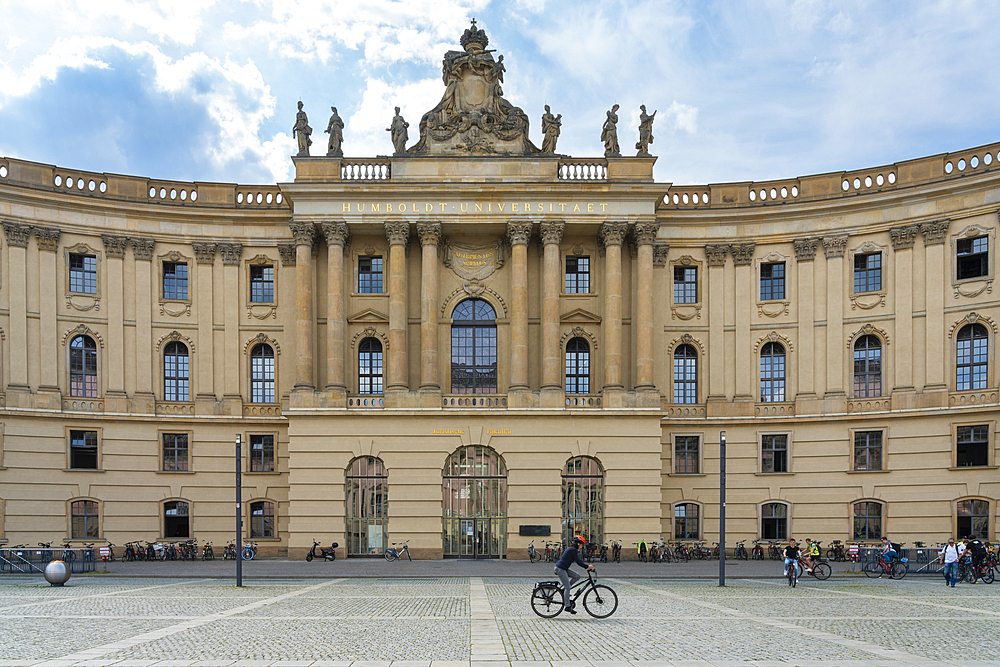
[346,77,444,156]
[666,101,697,135]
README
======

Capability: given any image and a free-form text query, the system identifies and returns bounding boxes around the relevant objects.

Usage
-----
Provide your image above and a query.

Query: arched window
[853,335,881,397]
[250,343,275,403]
[443,445,506,558]
[673,344,697,404]
[450,299,497,394]
[957,499,989,538]
[346,457,388,556]
[761,502,788,540]
[70,335,98,397]
[249,500,275,539]
[760,342,785,402]
[164,500,189,538]
[71,499,99,539]
[957,323,988,391]
[565,337,590,394]
[674,503,699,539]
[358,338,383,395]
[562,457,603,547]
[164,341,189,402]
[853,501,883,540]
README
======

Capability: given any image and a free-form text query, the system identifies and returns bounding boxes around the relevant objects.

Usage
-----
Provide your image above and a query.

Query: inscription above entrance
[442,238,507,280]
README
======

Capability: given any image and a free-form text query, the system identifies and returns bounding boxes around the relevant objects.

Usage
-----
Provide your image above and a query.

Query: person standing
[554,535,594,614]
[939,537,961,587]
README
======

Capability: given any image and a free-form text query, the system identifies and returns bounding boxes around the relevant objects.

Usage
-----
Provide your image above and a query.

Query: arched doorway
[346,457,388,556]
[443,445,507,558]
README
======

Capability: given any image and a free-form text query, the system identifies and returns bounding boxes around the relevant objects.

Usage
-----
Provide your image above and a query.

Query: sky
[1,0,998,187]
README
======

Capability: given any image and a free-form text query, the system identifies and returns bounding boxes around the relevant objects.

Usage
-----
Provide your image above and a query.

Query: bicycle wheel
[812,562,832,580]
[787,565,795,586]
[863,561,881,578]
[890,560,907,579]
[206,547,214,561]
[980,567,994,584]
[529,550,540,564]
[384,550,397,562]
[582,584,618,618]
[530,584,563,618]
[241,547,254,561]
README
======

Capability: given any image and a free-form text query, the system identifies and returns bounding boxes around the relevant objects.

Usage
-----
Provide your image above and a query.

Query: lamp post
[719,430,726,587]
[236,434,243,587]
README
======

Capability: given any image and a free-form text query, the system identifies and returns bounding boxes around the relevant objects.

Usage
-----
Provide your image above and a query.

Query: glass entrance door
[443,447,507,559]
[455,518,504,558]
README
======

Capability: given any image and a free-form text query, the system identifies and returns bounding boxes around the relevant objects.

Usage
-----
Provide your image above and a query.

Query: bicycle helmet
[573,535,585,546]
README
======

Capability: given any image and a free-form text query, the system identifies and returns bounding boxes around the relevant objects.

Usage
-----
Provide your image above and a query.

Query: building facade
[0,30,997,559]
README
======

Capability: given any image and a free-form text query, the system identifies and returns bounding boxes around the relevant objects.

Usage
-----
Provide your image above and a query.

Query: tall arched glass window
[853,501,883,540]
[674,503,699,539]
[358,338,383,394]
[164,341,189,402]
[346,457,388,556]
[853,335,882,397]
[443,446,506,558]
[250,343,275,403]
[250,500,275,539]
[450,299,497,394]
[70,335,98,397]
[760,342,785,402]
[957,323,988,391]
[562,456,604,547]
[565,337,590,394]
[957,499,989,538]
[164,500,189,538]
[71,499,99,539]
[761,502,788,540]
[673,344,697,404]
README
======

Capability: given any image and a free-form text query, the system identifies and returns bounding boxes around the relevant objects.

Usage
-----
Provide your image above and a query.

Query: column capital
[191,242,217,264]
[598,220,628,247]
[652,242,670,266]
[32,226,61,252]
[920,219,950,245]
[705,243,729,267]
[822,235,848,259]
[385,220,411,246]
[277,243,296,266]
[890,224,919,250]
[101,234,129,259]
[217,243,243,266]
[289,221,317,247]
[506,220,533,246]
[2,222,30,248]
[538,220,565,246]
[321,220,351,248]
[632,221,659,246]
[730,241,756,266]
[130,237,156,261]
[793,237,820,262]
[416,221,443,246]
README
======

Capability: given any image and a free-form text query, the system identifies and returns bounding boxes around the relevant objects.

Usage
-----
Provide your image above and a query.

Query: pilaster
[705,244,728,402]
[507,220,533,395]
[33,227,61,405]
[3,223,30,398]
[539,220,565,406]
[192,242,217,410]
[921,220,950,394]
[102,234,129,411]
[218,242,243,411]
[891,225,917,394]
[732,242,755,401]
[793,238,818,401]
[131,237,156,412]
[823,236,848,398]
[417,221,443,403]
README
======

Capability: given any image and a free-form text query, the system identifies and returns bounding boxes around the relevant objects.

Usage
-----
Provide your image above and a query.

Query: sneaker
[565,606,577,615]
[951,584,956,587]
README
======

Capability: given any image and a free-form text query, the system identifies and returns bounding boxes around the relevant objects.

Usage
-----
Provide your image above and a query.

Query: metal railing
[0,547,97,574]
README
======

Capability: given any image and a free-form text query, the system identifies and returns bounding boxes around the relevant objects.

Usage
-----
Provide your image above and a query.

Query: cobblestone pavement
[0,574,997,667]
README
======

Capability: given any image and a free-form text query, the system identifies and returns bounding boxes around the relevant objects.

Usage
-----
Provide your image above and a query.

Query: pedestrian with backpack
[966,535,988,580]
[939,538,961,587]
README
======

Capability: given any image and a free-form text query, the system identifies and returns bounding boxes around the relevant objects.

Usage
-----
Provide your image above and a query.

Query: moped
[305,540,338,561]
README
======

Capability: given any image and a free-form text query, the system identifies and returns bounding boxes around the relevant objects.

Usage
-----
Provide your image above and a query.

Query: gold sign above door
[441,238,507,280]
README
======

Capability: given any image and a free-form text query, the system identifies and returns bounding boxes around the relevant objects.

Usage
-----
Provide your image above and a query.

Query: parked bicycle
[733,540,748,560]
[384,541,411,561]
[826,540,847,562]
[611,540,621,563]
[241,541,258,561]
[202,541,215,561]
[751,540,764,560]
[530,569,618,618]
[223,540,238,561]
[527,540,541,563]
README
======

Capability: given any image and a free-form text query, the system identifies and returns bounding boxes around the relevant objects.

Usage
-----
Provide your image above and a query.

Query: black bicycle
[527,540,541,563]
[530,570,618,618]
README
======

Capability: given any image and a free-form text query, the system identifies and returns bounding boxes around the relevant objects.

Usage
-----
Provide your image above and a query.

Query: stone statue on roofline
[293,101,312,157]
[387,107,409,155]
[407,19,539,156]
[326,107,344,157]
[602,104,620,157]
[636,105,656,157]
[541,105,562,154]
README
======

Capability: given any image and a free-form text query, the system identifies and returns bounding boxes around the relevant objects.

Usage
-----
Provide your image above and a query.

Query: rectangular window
[565,256,590,294]
[760,262,785,300]
[673,266,697,303]
[250,265,274,303]
[854,431,883,471]
[357,256,383,293]
[70,430,98,469]
[162,433,189,471]
[761,503,787,540]
[162,262,189,300]
[957,236,989,280]
[250,434,275,472]
[956,425,989,467]
[674,436,699,474]
[853,253,882,293]
[761,434,788,473]
[69,254,97,294]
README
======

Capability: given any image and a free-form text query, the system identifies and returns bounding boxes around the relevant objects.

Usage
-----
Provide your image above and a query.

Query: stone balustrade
[558,158,608,180]
[236,186,286,207]
[341,159,391,181]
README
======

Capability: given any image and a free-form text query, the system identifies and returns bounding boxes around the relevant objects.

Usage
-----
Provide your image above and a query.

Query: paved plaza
[0,572,998,667]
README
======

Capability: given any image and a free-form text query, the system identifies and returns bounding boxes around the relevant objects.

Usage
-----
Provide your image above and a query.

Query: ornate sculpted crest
[407,20,538,156]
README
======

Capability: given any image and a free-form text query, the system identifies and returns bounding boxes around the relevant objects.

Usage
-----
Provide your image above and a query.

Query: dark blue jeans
[943,561,959,586]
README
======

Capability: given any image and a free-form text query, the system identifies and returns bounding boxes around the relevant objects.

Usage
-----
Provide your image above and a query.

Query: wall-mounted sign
[442,238,506,281]
[519,525,552,536]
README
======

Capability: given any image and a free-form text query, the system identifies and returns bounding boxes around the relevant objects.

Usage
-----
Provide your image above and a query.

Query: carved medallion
[441,238,507,281]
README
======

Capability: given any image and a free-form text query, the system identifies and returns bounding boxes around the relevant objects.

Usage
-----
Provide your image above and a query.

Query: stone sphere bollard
[44,560,71,586]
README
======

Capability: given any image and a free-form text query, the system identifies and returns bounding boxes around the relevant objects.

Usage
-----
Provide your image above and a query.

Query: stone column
[321,221,350,395]
[705,244,729,402]
[192,242,217,407]
[823,236,848,398]
[890,225,918,393]
[539,220,565,402]
[384,221,411,393]
[600,221,629,393]
[793,238,819,400]
[3,223,30,392]
[507,220,533,393]
[633,221,658,392]
[417,221,442,395]
[731,242,756,403]
[921,220,950,393]
[33,227,61,399]
[131,238,156,411]
[290,221,316,391]
[218,243,243,406]
[102,235,129,410]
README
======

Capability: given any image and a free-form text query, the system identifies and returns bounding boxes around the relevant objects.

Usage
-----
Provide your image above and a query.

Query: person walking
[554,535,594,614]
[939,537,961,587]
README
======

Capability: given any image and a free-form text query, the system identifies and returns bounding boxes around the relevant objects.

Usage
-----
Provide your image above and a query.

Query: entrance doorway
[443,445,507,559]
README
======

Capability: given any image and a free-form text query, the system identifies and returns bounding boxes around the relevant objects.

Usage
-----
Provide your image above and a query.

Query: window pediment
[560,308,601,324]
[347,308,389,324]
